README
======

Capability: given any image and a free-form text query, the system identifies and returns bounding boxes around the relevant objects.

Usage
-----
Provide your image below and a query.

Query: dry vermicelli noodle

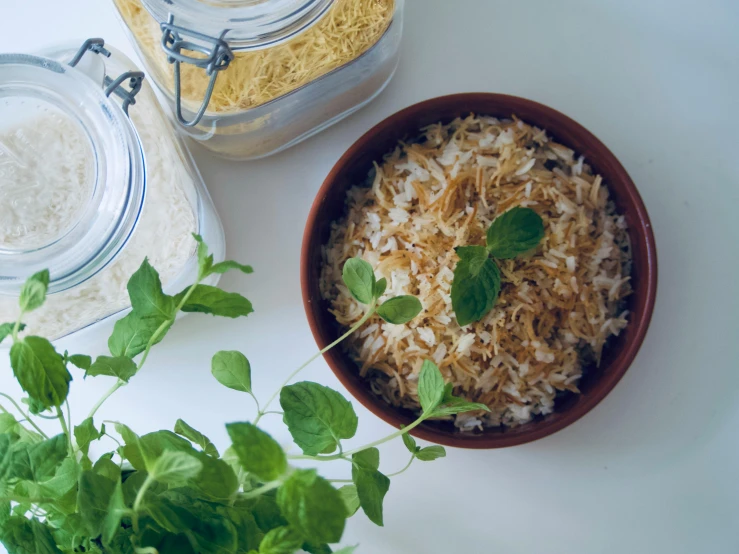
[114,0,395,113]
[320,115,633,430]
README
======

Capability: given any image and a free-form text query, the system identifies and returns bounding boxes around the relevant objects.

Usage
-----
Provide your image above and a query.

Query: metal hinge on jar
[69,38,145,115]
[160,16,234,128]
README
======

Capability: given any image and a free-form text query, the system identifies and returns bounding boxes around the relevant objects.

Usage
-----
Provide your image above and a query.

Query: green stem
[55,406,73,458]
[288,414,427,462]
[11,312,24,342]
[0,392,49,439]
[257,301,377,421]
[132,473,155,533]
[241,481,281,500]
[87,380,125,420]
[387,454,415,478]
[87,281,202,421]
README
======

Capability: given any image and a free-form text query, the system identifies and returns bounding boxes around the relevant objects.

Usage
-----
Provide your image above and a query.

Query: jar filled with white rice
[109,0,405,160]
[0,39,225,340]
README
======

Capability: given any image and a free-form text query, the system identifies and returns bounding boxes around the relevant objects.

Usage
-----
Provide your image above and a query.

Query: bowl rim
[301,93,658,448]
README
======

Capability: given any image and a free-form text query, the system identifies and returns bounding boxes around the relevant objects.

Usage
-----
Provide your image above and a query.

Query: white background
[1,0,738,552]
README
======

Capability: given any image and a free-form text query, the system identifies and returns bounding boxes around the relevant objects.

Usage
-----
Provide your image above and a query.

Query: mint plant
[0,237,485,554]
[451,206,545,326]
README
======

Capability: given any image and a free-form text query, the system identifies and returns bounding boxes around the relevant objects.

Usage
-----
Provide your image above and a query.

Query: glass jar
[0,39,225,340]
[110,0,405,160]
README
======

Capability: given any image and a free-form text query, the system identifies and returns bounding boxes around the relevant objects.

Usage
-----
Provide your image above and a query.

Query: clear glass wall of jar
[110,0,405,160]
[0,39,225,340]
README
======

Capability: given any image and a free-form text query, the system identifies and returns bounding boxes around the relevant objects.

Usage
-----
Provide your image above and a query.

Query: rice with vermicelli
[320,115,632,429]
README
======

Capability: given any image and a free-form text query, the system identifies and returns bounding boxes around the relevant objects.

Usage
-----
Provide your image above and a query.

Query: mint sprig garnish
[0,236,483,554]
[452,206,544,326]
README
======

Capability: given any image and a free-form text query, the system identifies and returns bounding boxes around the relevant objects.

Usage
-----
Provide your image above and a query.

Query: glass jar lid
[0,41,146,295]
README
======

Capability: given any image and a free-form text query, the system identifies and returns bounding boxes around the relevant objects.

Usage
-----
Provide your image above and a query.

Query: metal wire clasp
[160,16,234,128]
[69,38,145,115]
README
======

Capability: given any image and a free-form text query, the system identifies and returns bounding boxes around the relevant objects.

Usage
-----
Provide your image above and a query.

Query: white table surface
[2,1,738,553]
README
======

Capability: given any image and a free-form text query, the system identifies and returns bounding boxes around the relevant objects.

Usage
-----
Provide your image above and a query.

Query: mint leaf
[351,448,390,526]
[338,485,360,516]
[192,454,239,502]
[342,258,376,305]
[209,261,254,276]
[451,246,501,326]
[0,323,24,344]
[259,526,303,554]
[67,354,92,371]
[4,434,67,482]
[10,337,71,409]
[431,399,490,417]
[74,417,103,455]
[277,469,346,544]
[211,350,252,393]
[150,451,203,485]
[127,258,175,320]
[415,446,446,461]
[280,382,358,456]
[86,355,138,382]
[486,206,545,259]
[401,429,418,454]
[78,470,116,537]
[0,517,62,554]
[226,422,286,482]
[376,295,422,324]
[417,360,445,414]
[174,419,219,457]
[18,270,50,313]
[93,454,120,482]
[176,285,253,318]
[108,312,169,358]
[102,480,127,546]
[373,277,387,298]
[193,233,214,277]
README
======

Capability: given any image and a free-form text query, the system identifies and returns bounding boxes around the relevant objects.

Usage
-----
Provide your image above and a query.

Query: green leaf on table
[342,258,376,305]
[417,360,445,414]
[127,258,175,320]
[211,350,252,393]
[18,270,50,313]
[334,547,358,554]
[276,469,346,544]
[175,285,253,318]
[10,337,71,410]
[351,448,390,526]
[415,446,446,461]
[78,470,116,538]
[86,355,138,382]
[0,517,62,554]
[3,434,68,482]
[102,479,128,546]
[376,295,422,324]
[258,526,303,554]
[150,451,203,485]
[66,354,92,371]
[451,246,501,327]
[0,323,25,344]
[430,399,490,418]
[174,419,219,457]
[401,427,418,454]
[280,382,358,456]
[209,261,254,276]
[338,485,360,516]
[226,422,286,482]
[486,206,545,259]
[373,277,387,298]
[108,312,169,359]
[74,417,103,455]
[93,453,120,483]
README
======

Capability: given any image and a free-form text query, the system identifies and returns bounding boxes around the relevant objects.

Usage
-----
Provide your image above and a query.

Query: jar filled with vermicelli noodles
[111,0,404,160]
[0,39,225,340]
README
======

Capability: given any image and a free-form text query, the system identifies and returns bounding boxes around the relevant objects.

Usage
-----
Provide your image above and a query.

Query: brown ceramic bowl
[301,93,657,448]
